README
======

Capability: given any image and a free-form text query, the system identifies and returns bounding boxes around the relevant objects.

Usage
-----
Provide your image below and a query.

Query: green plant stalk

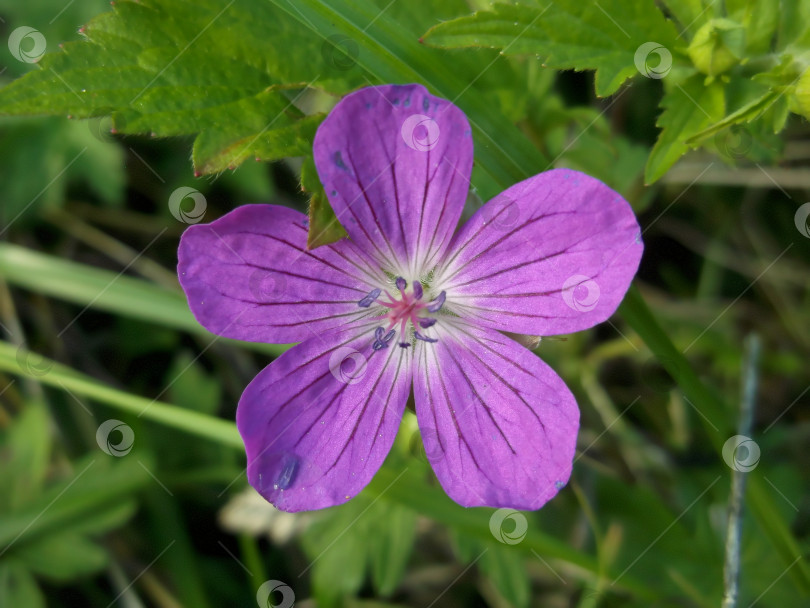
[0,243,289,357]
[0,341,243,450]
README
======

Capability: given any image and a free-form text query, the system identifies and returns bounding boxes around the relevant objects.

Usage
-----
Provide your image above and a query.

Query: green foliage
[1,0,810,606]
[423,0,810,182]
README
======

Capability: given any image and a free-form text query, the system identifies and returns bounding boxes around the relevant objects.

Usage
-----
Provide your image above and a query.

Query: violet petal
[178,205,384,344]
[313,84,473,276]
[413,320,579,510]
[437,169,643,335]
[237,320,412,512]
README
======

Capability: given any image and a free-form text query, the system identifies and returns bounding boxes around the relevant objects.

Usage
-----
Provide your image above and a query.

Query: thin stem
[722,333,761,608]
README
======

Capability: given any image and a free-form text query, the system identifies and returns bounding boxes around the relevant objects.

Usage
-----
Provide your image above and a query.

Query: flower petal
[437,169,643,335]
[413,320,578,510]
[237,320,413,512]
[178,204,386,343]
[314,84,473,278]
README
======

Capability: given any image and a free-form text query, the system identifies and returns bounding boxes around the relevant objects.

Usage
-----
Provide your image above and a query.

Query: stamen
[395,277,407,291]
[427,291,446,313]
[414,332,437,343]
[398,342,411,349]
[358,288,382,308]
[419,318,437,328]
[412,281,423,299]
[372,328,396,351]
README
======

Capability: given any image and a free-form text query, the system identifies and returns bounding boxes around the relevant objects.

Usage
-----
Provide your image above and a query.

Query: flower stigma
[358,278,445,349]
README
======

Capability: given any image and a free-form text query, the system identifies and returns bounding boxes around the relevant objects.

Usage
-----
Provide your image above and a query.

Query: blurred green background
[1,1,809,606]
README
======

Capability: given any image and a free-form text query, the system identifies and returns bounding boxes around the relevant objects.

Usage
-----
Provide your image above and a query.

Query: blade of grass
[0,243,290,357]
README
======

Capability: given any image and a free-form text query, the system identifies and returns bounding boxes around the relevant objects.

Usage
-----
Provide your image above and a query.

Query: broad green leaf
[422,0,680,97]
[0,402,51,513]
[0,243,289,356]
[645,74,725,183]
[0,0,367,175]
[14,533,108,582]
[0,561,45,608]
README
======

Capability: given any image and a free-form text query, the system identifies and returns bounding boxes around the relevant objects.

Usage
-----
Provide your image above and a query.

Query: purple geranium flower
[178,84,642,512]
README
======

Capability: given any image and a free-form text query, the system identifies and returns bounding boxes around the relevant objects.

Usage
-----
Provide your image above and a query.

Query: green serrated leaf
[645,74,725,183]
[684,89,778,145]
[0,0,365,176]
[14,533,108,582]
[422,0,680,97]
[301,156,348,249]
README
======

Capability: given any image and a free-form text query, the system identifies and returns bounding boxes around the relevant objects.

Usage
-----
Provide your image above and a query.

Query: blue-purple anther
[358,288,381,308]
[372,326,396,351]
[427,291,446,313]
